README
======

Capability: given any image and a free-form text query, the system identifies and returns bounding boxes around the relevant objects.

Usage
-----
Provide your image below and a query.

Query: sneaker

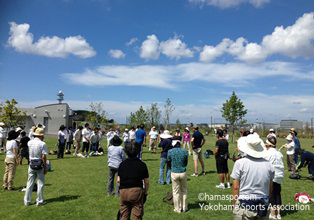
[174,209,181,213]
[277,214,282,219]
[215,184,225,189]
[24,203,30,206]
[191,173,198,177]
[36,202,46,206]
[269,214,277,219]
[200,171,206,175]
[226,183,231,188]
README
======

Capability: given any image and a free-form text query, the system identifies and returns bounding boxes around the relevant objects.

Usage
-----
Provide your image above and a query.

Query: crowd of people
[1,121,313,219]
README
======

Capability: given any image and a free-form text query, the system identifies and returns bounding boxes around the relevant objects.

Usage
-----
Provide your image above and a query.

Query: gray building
[21,103,74,135]
[280,120,303,130]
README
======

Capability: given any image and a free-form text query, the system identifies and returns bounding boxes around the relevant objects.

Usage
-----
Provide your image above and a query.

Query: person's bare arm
[191,137,195,147]
[42,154,47,174]
[201,138,206,147]
[144,178,149,195]
[232,180,240,206]
[117,176,120,185]
[13,147,19,166]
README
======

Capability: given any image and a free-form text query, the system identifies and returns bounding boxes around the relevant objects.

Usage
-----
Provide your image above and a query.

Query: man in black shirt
[118,142,149,220]
[191,127,206,177]
[19,131,30,165]
[215,129,230,188]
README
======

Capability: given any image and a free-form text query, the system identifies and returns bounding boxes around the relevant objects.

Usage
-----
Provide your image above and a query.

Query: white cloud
[140,35,160,60]
[160,37,194,59]
[62,61,314,89]
[126,37,139,46]
[7,22,96,58]
[108,49,126,59]
[299,108,309,113]
[199,13,314,63]
[188,0,271,9]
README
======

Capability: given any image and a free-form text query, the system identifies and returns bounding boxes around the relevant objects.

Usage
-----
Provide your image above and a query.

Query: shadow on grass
[188,202,202,210]
[48,157,76,161]
[205,171,216,174]
[143,159,158,161]
[45,195,81,204]
[280,209,299,217]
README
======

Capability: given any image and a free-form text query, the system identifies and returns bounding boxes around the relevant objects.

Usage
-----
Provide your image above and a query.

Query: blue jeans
[91,143,98,152]
[158,157,171,184]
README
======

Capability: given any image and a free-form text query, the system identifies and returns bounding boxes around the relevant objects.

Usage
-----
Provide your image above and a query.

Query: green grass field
[0,136,313,219]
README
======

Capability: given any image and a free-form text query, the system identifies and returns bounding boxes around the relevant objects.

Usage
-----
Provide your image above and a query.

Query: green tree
[221,91,247,142]
[146,103,162,129]
[0,99,26,129]
[85,102,107,129]
[127,106,149,127]
[175,118,181,129]
[164,98,175,130]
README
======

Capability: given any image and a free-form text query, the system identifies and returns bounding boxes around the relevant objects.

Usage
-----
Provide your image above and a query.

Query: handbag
[30,159,43,170]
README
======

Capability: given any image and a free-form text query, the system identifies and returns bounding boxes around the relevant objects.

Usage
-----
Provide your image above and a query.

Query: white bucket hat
[0,122,5,126]
[286,134,293,141]
[237,133,267,158]
[269,128,274,132]
[160,130,173,139]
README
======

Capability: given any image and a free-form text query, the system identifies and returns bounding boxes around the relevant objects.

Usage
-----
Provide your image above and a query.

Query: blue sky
[0,0,314,124]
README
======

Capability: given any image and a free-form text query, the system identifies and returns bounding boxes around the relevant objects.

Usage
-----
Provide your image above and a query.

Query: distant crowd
[0,121,313,219]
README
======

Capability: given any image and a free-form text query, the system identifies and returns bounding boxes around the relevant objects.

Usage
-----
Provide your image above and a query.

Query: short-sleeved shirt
[122,132,130,142]
[149,130,158,139]
[192,131,204,149]
[135,129,146,144]
[82,128,92,142]
[286,141,295,155]
[0,127,7,138]
[6,140,18,158]
[231,156,275,199]
[159,138,173,158]
[118,158,149,189]
[74,129,82,142]
[183,132,190,142]
[129,130,136,140]
[20,136,30,150]
[264,148,284,184]
[293,136,300,149]
[28,137,48,160]
[215,139,229,157]
[58,131,66,144]
[167,147,188,173]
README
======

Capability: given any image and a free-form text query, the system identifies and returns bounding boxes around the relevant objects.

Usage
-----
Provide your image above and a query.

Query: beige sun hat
[286,134,293,141]
[237,133,267,158]
[33,128,45,137]
[0,122,5,126]
[265,139,275,147]
[269,128,274,132]
[160,130,173,139]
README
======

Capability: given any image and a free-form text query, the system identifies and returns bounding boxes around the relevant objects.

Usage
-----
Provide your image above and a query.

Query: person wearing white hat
[158,130,173,184]
[0,122,7,153]
[267,129,276,139]
[279,134,295,173]
[231,133,275,219]
[148,126,158,153]
[24,128,48,206]
[122,128,130,147]
[182,127,191,156]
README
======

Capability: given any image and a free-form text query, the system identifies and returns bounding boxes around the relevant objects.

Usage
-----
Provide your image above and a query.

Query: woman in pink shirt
[183,127,191,156]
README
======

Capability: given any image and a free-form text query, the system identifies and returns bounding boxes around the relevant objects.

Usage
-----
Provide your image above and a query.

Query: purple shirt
[183,132,190,142]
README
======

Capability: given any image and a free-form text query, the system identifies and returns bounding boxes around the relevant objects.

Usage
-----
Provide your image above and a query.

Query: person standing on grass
[135,124,146,159]
[73,126,83,157]
[57,125,66,159]
[291,130,301,164]
[82,123,92,158]
[223,130,229,141]
[279,134,295,173]
[267,129,276,139]
[167,140,188,213]
[0,122,8,153]
[106,128,115,148]
[191,127,206,177]
[90,128,101,156]
[231,133,274,220]
[122,128,130,147]
[215,129,230,189]
[19,131,30,165]
[107,136,126,196]
[183,127,191,156]
[29,126,36,140]
[264,137,284,220]
[148,126,158,154]
[3,130,19,190]
[118,142,149,220]
[65,126,74,154]
[24,128,48,206]
[129,127,136,144]
[158,130,173,185]
[174,128,182,141]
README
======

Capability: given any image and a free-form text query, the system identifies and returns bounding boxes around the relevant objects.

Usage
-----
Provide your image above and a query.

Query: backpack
[289,173,301,180]
[162,191,173,205]
[204,150,214,159]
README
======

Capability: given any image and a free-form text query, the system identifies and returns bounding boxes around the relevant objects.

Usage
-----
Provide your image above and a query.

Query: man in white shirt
[82,123,92,158]
[279,134,295,173]
[148,126,158,153]
[0,122,7,152]
[128,127,136,144]
[106,128,115,148]
[73,126,83,157]
[24,128,48,206]
[122,128,130,147]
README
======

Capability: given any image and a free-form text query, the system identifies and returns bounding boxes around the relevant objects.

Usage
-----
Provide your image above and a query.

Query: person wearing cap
[295,148,314,180]
[24,128,48,206]
[182,127,191,156]
[135,124,146,159]
[3,130,19,190]
[107,135,126,196]
[106,128,115,148]
[167,140,189,213]
[148,126,158,153]
[158,130,173,184]
[82,123,92,158]
[122,128,130,147]
[19,131,30,165]
[231,133,275,219]
[267,129,276,139]
[0,122,7,152]
[290,130,301,164]
[264,137,284,220]
[279,134,295,173]
[57,125,67,159]
[73,126,83,157]
[215,129,230,189]
[191,127,206,177]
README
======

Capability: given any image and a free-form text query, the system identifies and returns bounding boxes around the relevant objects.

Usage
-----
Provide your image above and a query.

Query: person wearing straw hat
[231,133,275,220]
[24,128,48,206]
[3,130,19,190]
[148,126,158,153]
[279,134,295,173]
[29,125,37,140]
[158,130,173,184]
[0,122,7,153]
[183,127,191,156]
[264,137,284,220]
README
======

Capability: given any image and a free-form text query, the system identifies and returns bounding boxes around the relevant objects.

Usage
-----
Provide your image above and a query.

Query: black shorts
[216,157,229,174]
[20,148,29,158]
[82,142,90,153]
[270,182,282,206]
